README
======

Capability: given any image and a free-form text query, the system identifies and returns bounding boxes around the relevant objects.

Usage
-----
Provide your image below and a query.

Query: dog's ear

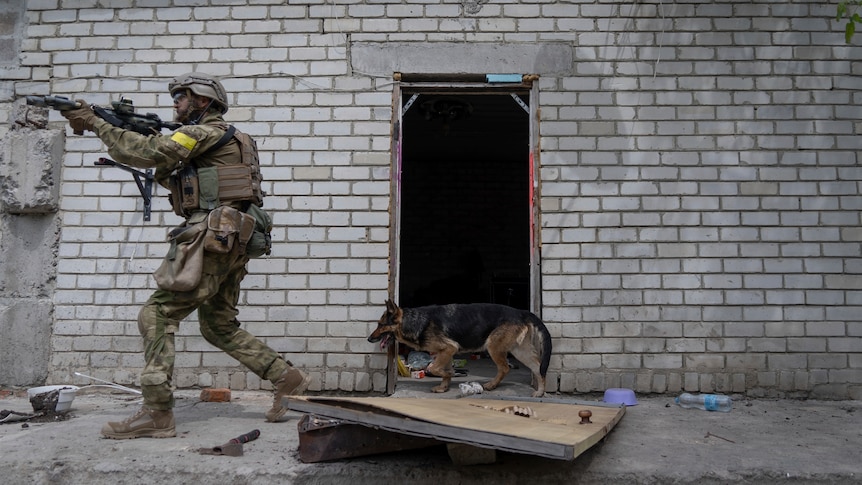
[385,299,398,313]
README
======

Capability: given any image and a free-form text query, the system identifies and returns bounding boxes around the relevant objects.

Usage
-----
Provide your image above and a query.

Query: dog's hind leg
[509,341,546,397]
[487,325,547,396]
[483,324,531,391]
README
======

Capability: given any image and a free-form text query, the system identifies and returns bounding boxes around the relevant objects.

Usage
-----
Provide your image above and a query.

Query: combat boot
[101,407,176,439]
[265,363,311,422]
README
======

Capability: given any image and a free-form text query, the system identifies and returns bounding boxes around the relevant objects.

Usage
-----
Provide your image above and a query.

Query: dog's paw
[431,385,449,393]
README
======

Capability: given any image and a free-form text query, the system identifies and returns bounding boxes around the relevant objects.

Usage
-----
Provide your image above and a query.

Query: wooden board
[296,414,442,463]
[287,395,625,461]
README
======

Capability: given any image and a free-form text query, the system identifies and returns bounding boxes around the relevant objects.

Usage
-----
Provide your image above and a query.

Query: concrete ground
[1,363,860,485]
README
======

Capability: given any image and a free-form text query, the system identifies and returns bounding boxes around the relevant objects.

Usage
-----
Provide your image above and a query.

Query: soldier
[61,72,310,439]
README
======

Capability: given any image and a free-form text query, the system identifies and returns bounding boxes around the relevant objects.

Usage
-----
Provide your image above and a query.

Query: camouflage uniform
[90,112,291,411]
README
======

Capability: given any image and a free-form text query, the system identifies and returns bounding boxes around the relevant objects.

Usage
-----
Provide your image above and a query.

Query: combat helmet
[169,72,229,114]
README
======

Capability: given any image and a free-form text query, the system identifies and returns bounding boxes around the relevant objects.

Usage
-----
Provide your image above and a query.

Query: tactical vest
[168,125,264,217]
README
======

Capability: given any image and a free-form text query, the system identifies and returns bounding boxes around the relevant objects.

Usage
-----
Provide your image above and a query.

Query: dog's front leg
[427,349,457,393]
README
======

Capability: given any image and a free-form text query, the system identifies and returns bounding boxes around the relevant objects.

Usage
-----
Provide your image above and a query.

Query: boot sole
[102,429,177,440]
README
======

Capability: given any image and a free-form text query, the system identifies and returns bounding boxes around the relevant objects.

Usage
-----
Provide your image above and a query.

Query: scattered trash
[74,372,142,394]
[500,405,535,417]
[0,409,38,424]
[469,402,536,418]
[27,385,78,413]
[396,357,410,377]
[406,351,432,370]
[676,393,732,412]
[459,381,484,396]
[2,389,76,425]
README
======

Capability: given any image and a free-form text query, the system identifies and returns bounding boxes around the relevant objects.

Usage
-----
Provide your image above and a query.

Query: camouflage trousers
[137,248,288,410]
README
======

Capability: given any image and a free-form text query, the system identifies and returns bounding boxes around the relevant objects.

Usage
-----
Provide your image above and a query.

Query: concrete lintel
[351,42,573,77]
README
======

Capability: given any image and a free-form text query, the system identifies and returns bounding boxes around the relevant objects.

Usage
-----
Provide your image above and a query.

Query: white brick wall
[536,1,861,399]
[2,1,859,398]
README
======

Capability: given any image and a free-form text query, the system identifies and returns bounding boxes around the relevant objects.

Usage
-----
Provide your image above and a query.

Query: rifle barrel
[26,95,81,110]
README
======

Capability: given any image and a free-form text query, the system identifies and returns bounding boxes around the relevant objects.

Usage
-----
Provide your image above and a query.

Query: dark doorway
[397,92,531,310]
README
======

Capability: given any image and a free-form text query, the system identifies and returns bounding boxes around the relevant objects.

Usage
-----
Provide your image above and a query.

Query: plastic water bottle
[675,392,732,412]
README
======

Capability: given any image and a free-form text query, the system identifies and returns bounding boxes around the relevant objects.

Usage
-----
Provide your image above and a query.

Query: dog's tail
[527,313,553,377]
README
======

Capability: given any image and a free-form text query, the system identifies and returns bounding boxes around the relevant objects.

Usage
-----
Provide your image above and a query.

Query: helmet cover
[169,72,229,114]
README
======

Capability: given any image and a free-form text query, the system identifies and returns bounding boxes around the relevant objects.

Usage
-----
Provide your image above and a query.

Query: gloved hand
[60,100,98,135]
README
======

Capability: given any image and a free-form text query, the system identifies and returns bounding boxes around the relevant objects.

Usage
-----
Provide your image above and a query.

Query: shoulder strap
[202,125,236,155]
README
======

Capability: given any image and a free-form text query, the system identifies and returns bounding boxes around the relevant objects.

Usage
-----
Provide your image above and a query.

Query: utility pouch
[203,205,244,254]
[153,221,207,292]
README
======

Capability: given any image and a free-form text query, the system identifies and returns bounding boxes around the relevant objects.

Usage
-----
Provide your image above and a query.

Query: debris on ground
[0,408,71,424]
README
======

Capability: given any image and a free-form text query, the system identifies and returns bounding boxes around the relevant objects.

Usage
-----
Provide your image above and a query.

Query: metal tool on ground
[198,429,261,456]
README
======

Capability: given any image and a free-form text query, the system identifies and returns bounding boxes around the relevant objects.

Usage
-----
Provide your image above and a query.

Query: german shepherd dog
[368,299,552,397]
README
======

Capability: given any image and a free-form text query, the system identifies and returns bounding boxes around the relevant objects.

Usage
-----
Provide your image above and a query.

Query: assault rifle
[26,95,181,136]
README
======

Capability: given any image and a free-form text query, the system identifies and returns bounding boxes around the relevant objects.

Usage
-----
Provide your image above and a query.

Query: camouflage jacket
[92,111,241,189]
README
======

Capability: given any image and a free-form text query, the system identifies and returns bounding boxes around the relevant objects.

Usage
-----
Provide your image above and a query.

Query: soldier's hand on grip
[61,99,98,135]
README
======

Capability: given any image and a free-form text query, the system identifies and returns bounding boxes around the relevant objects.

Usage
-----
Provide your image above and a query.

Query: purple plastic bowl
[603,388,638,406]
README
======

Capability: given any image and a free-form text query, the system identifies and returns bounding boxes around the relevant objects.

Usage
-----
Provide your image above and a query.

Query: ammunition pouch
[167,125,264,216]
[169,164,261,218]
[169,164,200,217]
[198,166,220,211]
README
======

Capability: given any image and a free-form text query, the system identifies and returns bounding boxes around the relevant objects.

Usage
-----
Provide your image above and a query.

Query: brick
[199,388,231,403]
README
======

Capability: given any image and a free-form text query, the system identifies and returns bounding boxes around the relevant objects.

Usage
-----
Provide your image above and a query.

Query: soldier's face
[173,91,191,123]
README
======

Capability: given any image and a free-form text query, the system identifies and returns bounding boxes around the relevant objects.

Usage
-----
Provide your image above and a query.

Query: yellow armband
[171,132,198,151]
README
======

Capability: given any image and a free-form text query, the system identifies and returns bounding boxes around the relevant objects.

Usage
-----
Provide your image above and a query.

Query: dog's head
[367,299,402,348]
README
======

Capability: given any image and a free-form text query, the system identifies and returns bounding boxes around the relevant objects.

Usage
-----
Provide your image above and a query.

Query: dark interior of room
[397,92,531,310]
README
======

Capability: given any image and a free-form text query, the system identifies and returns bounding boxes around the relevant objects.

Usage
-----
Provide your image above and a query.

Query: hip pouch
[153,221,207,292]
[204,205,255,254]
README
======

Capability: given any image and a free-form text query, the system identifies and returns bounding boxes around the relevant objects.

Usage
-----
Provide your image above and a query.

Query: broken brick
[200,388,231,402]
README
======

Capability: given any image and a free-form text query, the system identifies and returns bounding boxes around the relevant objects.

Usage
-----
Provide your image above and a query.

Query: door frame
[385,73,542,394]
